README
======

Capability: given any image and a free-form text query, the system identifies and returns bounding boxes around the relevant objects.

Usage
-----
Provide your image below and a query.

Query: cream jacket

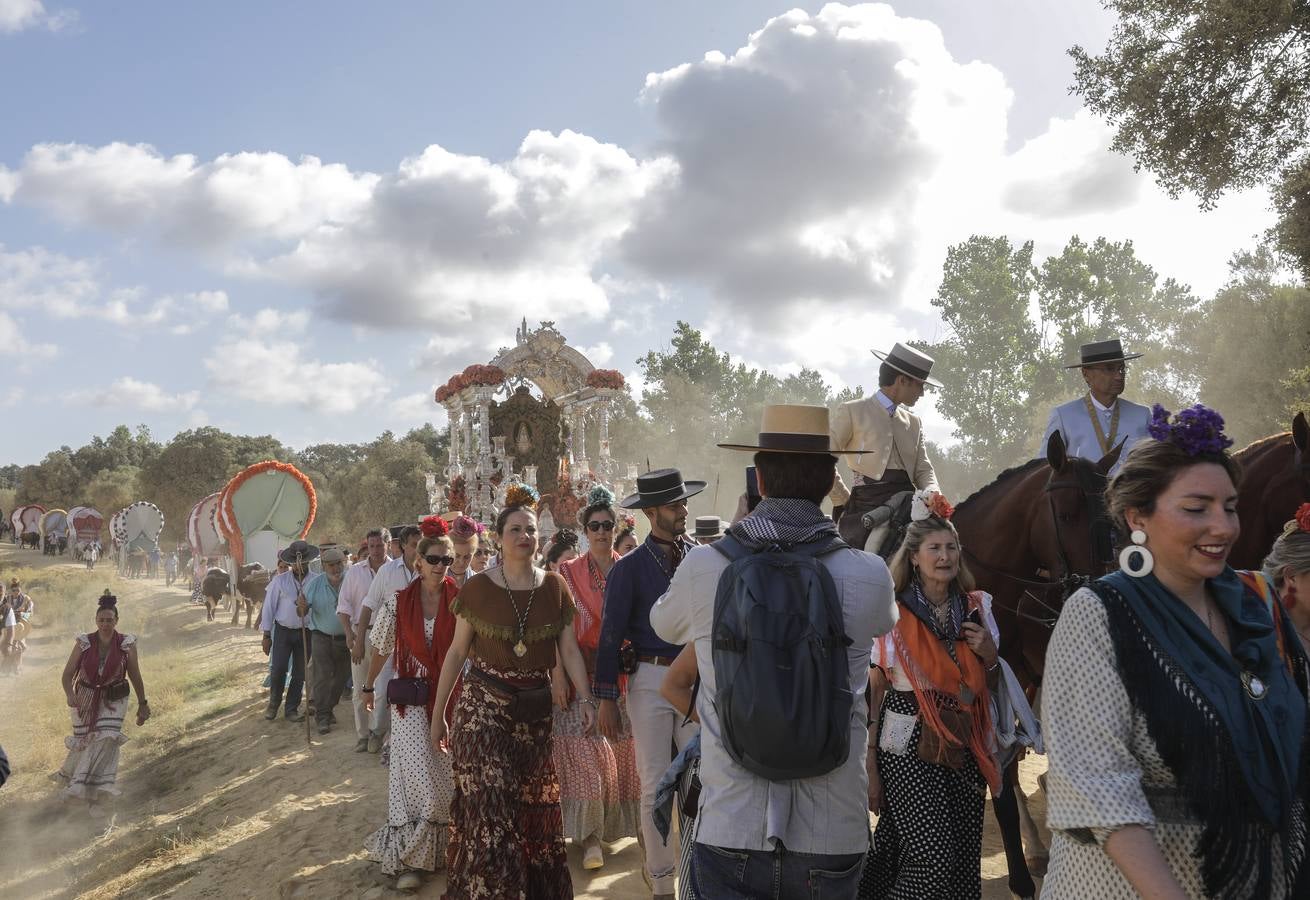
[829,396,939,505]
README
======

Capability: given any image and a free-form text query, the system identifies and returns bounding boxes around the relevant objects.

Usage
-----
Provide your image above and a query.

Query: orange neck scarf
[890,593,1001,793]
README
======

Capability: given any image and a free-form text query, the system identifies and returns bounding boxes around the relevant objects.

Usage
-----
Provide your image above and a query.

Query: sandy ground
[0,547,1050,899]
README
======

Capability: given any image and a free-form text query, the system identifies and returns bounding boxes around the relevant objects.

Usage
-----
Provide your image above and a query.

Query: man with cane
[260,540,320,724]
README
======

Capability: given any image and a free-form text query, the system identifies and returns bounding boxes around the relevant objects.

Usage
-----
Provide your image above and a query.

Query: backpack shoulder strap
[788,534,849,558]
[711,533,752,563]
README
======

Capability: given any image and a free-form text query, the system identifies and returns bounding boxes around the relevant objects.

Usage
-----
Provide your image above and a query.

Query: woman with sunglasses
[363,524,460,893]
[550,488,643,871]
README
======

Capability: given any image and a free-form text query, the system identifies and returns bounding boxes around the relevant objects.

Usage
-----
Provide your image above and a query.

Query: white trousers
[350,642,372,739]
[627,661,698,894]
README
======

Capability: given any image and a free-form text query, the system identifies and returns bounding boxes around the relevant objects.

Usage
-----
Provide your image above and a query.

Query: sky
[0,0,1276,466]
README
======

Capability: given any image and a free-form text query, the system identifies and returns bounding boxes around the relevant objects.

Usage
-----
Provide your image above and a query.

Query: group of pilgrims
[42,336,1310,899]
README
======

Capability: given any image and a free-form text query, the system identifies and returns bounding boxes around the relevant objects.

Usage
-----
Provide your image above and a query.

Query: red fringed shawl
[77,631,128,726]
[394,576,459,722]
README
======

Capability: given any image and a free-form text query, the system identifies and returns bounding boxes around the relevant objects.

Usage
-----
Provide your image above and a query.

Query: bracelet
[362,687,375,693]
[579,697,598,708]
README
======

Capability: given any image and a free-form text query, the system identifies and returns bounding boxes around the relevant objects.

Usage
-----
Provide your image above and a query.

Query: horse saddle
[860,489,914,560]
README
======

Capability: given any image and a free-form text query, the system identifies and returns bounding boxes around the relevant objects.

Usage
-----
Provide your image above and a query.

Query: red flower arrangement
[586,369,625,390]
[462,364,506,386]
[928,493,954,520]
[1296,503,1310,534]
[420,515,450,538]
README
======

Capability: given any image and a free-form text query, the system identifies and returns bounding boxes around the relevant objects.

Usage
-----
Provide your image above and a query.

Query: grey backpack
[710,533,855,781]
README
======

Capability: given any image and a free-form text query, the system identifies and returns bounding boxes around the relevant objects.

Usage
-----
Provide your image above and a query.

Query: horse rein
[965,464,1114,630]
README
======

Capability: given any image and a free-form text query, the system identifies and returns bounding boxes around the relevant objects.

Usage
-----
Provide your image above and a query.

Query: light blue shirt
[1040,395,1152,474]
[260,569,313,633]
[303,572,346,636]
[874,390,896,416]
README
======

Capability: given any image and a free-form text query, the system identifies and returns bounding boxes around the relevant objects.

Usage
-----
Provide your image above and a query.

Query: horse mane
[1233,430,1290,458]
[955,457,1047,514]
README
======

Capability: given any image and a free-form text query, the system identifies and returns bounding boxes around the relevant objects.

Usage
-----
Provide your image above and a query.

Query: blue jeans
[693,843,864,900]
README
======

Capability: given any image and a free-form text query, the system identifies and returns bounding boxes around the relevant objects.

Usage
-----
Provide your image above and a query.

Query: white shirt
[337,559,381,626]
[361,555,416,613]
[259,569,313,632]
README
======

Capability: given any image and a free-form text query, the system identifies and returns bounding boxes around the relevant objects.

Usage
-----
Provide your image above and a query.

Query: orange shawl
[889,592,1001,793]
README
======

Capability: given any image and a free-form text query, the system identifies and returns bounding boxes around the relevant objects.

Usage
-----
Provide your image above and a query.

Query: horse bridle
[966,463,1113,630]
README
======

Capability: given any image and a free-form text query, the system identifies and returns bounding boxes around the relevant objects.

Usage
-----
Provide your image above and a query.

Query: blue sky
[0,1,1274,464]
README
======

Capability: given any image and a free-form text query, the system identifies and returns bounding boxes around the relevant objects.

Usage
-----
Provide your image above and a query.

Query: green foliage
[1272,156,1310,283]
[16,450,81,507]
[82,466,142,523]
[334,434,437,535]
[1070,1,1310,207]
[1193,248,1310,445]
[928,234,1201,491]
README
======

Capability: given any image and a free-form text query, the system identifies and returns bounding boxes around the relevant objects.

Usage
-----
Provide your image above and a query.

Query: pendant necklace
[502,571,537,658]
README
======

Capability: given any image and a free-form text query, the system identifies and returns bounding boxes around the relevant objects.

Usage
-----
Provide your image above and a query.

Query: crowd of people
[29,336,1310,899]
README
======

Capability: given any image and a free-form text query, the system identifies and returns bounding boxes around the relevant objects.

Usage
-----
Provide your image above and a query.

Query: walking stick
[296,549,311,747]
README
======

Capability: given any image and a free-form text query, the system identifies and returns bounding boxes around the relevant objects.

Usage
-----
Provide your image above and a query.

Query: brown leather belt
[636,654,677,667]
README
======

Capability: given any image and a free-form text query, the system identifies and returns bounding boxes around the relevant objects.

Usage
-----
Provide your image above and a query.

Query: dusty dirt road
[0,547,1049,898]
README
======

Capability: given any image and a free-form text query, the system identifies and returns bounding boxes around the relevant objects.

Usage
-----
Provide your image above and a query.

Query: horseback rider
[830,342,942,555]
[1040,338,1151,474]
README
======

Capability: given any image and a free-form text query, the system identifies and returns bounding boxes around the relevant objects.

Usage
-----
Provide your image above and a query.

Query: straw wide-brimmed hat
[619,468,707,509]
[1064,338,1143,369]
[718,404,864,455]
[871,342,943,388]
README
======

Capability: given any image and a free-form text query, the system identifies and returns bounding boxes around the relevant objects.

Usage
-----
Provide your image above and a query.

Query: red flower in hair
[1297,503,1310,534]
[420,515,450,538]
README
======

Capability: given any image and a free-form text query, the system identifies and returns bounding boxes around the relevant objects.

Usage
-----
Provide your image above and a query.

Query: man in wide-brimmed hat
[594,467,704,899]
[830,342,942,551]
[259,539,320,722]
[691,516,724,545]
[1040,338,1151,473]
[653,404,897,897]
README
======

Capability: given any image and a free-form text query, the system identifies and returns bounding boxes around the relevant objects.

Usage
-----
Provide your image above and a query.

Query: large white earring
[1119,529,1153,578]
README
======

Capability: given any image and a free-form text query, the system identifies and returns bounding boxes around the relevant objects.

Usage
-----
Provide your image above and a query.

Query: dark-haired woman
[432,500,597,898]
[56,595,150,812]
[613,525,638,557]
[544,529,579,573]
[363,534,459,892]
[1043,406,1310,898]
[551,490,641,871]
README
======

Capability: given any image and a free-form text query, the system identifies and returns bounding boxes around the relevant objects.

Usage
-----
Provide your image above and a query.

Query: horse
[951,431,1122,898]
[1229,412,1309,570]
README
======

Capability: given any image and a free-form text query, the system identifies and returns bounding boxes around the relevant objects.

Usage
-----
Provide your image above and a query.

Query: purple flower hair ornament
[1147,403,1234,456]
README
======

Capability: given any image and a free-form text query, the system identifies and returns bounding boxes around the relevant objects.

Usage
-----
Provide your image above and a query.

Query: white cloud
[390,390,446,427]
[577,341,614,366]
[69,376,199,412]
[0,244,232,333]
[0,0,73,33]
[226,307,309,334]
[0,311,58,362]
[204,338,387,412]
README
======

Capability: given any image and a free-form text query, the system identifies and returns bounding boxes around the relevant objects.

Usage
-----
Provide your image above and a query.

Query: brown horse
[953,431,1122,693]
[951,431,1121,897]
[1230,412,1309,570]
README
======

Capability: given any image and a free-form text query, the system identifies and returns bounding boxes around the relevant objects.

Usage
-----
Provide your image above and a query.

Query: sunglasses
[424,554,455,567]
[585,520,616,532]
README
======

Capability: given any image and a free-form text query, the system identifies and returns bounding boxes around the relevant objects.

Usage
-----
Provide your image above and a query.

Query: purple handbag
[386,677,431,707]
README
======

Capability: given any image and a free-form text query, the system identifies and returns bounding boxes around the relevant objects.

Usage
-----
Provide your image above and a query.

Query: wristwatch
[362,686,375,693]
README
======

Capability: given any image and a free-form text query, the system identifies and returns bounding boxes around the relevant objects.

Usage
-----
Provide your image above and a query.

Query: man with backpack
[651,404,898,898]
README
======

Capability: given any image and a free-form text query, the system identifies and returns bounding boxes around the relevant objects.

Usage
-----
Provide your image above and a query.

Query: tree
[16,449,82,506]
[83,466,142,521]
[927,236,1042,483]
[1035,236,1203,409]
[1272,155,1310,282]
[336,435,436,536]
[1194,248,1310,445]
[1070,2,1310,207]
